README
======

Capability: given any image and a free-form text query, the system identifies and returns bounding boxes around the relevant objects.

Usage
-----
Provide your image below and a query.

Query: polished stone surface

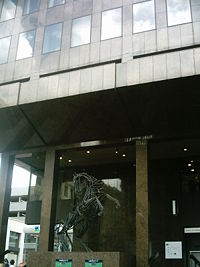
[27,252,120,267]
[136,140,148,267]
[39,148,56,251]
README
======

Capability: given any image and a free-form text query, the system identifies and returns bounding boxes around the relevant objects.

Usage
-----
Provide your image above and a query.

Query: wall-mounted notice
[165,241,182,259]
[85,259,103,267]
[55,259,72,267]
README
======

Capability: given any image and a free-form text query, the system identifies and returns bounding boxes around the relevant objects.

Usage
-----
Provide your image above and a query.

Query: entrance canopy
[0,75,200,152]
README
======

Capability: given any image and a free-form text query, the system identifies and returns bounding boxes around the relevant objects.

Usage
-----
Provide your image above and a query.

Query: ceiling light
[188,163,191,167]
[86,150,90,154]
[122,154,126,157]
[59,156,63,160]
[191,169,195,172]
[184,148,188,152]
[191,160,193,163]
[115,150,118,154]
[68,159,72,163]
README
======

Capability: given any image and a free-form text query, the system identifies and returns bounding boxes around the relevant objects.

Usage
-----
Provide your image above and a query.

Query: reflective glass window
[16,30,36,60]
[167,0,191,26]
[0,0,17,22]
[101,8,122,41]
[71,15,91,47]
[48,0,65,8]
[23,0,40,15]
[43,23,62,54]
[133,0,155,33]
[0,36,11,64]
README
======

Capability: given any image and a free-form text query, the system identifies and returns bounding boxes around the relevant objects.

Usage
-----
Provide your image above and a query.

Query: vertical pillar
[136,140,149,267]
[0,154,15,263]
[39,148,57,252]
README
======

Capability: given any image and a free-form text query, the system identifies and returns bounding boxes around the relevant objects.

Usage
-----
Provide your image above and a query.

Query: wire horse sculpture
[55,172,120,251]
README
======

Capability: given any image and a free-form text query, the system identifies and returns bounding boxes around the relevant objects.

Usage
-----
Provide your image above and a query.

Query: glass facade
[48,0,65,8]
[133,0,155,33]
[43,23,62,54]
[54,145,135,266]
[0,0,17,22]
[71,15,91,47]
[167,0,192,26]
[9,231,20,251]
[0,36,11,64]
[101,8,122,40]
[16,30,36,60]
[23,0,40,15]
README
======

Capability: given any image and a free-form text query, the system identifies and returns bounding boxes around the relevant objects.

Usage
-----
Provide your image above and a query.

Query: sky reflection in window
[101,8,122,40]
[43,23,62,54]
[16,30,36,60]
[167,0,191,26]
[48,0,65,8]
[71,15,91,47]
[23,0,40,15]
[0,0,17,21]
[133,0,155,33]
[0,36,11,64]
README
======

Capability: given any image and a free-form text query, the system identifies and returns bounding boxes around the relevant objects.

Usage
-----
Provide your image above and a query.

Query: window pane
[48,0,65,8]
[16,30,36,60]
[133,0,155,33]
[167,0,191,26]
[23,0,40,15]
[43,23,62,54]
[101,8,122,40]
[0,0,17,21]
[71,15,91,47]
[0,36,11,64]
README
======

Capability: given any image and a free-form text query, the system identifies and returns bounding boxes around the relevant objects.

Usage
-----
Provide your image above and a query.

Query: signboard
[165,241,182,259]
[85,259,103,267]
[184,227,200,234]
[34,225,40,234]
[55,259,72,267]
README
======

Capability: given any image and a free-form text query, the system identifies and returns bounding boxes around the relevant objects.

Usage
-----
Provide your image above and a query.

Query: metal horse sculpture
[55,172,120,251]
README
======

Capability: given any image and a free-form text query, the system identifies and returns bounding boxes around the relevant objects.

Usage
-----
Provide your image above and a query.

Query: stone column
[39,148,57,252]
[0,154,15,263]
[136,140,149,267]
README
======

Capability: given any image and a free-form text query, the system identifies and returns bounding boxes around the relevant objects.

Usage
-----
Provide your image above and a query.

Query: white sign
[165,241,182,259]
[184,227,200,234]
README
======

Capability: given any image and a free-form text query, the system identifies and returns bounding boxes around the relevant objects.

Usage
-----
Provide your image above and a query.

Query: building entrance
[185,234,200,267]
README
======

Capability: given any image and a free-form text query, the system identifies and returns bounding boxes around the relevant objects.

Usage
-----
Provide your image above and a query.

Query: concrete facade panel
[103,63,115,89]
[69,70,81,96]
[100,40,112,61]
[0,83,19,108]
[180,24,194,46]
[19,80,38,104]
[180,50,195,77]
[57,73,70,97]
[127,59,139,85]
[116,63,127,87]
[194,48,200,74]
[139,56,153,83]
[153,54,167,81]
[166,52,181,79]
[144,31,157,53]
[91,66,104,91]
[133,33,145,55]
[157,28,169,51]
[193,22,200,44]
[80,68,92,93]
[168,26,181,49]
[37,77,49,101]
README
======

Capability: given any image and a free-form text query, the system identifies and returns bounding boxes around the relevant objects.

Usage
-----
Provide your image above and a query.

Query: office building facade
[0,0,200,266]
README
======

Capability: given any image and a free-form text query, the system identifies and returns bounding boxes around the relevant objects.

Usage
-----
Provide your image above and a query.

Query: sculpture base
[27,251,134,267]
